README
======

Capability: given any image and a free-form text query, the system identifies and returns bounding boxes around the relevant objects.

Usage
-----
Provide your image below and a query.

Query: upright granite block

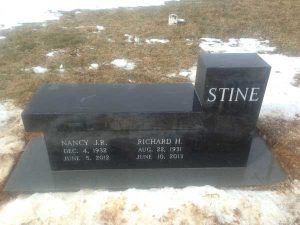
[195,53,271,135]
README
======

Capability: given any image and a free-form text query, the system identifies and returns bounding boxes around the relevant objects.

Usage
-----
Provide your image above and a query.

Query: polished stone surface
[195,53,271,133]
[22,84,202,132]
[4,136,286,193]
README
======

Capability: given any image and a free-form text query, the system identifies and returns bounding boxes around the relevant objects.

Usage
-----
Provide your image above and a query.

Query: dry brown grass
[258,118,300,179]
[0,0,299,106]
[99,196,127,225]
[0,193,10,210]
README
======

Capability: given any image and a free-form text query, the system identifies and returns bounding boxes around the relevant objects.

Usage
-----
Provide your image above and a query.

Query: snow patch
[0,36,6,40]
[133,37,140,44]
[166,73,177,78]
[146,38,169,44]
[124,34,140,44]
[46,50,62,57]
[0,183,298,224]
[95,25,105,32]
[185,38,193,45]
[0,104,9,128]
[58,64,65,73]
[46,51,56,57]
[0,1,180,30]
[21,68,31,73]
[259,54,300,118]
[0,101,24,184]
[128,79,135,83]
[111,59,135,70]
[0,101,21,130]
[32,66,48,74]
[200,38,276,53]
[124,34,133,43]
[88,63,99,70]
[179,66,197,83]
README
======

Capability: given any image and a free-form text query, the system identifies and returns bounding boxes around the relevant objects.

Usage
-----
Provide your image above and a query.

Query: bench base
[5,135,286,193]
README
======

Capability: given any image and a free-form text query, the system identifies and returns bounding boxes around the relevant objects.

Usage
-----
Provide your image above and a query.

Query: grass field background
[0,0,299,105]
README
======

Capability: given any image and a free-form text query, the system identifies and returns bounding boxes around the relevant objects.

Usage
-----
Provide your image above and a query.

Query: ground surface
[0,0,299,224]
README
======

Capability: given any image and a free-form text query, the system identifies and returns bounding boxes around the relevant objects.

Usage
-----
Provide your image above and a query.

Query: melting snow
[0,101,24,185]
[58,64,65,73]
[46,50,62,57]
[166,73,177,78]
[179,66,197,83]
[200,38,276,53]
[46,51,56,57]
[124,34,140,43]
[128,79,135,83]
[0,104,9,127]
[32,66,48,74]
[0,183,298,224]
[88,63,99,70]
[185,38,193,45]
[145,38,169,44]
[95,25,105,32]
[133,37,140,43]
[259,54,300,118]
[125,34,133,42]
[21,68,31,73]
[111,59,135,70]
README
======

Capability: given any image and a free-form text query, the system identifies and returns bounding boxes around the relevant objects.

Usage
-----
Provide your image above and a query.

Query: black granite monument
[5,53,288,192]
[20,53,271,171]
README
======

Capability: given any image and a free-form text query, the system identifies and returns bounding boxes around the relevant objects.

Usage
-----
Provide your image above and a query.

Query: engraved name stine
[207,87,260,102]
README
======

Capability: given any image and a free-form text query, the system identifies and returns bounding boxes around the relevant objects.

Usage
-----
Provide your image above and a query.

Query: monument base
[5,135,286,193]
